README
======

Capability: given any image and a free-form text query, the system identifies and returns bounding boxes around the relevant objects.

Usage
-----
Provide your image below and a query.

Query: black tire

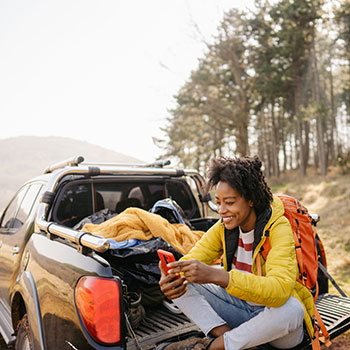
[15,315,33,350]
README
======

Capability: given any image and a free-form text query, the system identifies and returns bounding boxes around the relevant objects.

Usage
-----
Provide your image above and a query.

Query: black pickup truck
[0,156,349,350]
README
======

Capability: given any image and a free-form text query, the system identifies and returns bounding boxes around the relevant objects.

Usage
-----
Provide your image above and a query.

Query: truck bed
[127,294,350,350]
[126,305,201,350]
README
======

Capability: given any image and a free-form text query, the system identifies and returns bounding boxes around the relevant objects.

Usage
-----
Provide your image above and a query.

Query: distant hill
[0,136,144,211]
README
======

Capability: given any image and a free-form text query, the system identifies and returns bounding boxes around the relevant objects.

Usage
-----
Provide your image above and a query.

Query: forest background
[156,0,350,179]
[155,2,350,345]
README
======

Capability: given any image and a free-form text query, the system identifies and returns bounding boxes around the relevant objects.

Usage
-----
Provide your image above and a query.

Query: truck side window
[15,184,43,228]
[0,185,29,229]
[0,184,43,230]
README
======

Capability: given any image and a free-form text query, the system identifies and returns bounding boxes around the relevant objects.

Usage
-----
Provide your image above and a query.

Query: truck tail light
[75,276,122,345]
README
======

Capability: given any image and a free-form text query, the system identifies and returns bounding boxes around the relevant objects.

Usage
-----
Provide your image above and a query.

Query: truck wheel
[15,315,33,350]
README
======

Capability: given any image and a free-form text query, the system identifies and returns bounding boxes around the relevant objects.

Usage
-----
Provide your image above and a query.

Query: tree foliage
[157,0,350,176]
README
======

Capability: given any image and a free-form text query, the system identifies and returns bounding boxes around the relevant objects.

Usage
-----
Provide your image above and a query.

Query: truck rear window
[53,179,200,227]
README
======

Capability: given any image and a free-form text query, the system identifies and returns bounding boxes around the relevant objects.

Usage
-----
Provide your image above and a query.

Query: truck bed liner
[126,305,200,350]
[127,294,350,350]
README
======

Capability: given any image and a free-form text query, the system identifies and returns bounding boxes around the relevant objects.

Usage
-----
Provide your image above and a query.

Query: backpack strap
[259,227,272,261]
[256,227,272,276]
[314,306,331,347]
[294,218,308,286]
[256,252,263,276]
[311,327,321,350]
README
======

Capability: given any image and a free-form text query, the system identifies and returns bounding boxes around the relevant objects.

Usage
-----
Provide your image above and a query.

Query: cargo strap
[125,312,143,350]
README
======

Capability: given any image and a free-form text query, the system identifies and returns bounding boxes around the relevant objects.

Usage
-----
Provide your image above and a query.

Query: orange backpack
[260,195,319,291]
[257,194,330,349]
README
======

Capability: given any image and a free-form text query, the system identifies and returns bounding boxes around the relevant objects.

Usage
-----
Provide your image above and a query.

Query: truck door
[0,183,43,310]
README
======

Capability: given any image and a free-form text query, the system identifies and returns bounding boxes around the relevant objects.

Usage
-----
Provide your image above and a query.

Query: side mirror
[199,192,218,213]
[207,201,218,213]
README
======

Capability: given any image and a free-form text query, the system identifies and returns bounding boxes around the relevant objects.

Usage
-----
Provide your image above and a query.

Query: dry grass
[269,167,350,297]
[271,168,350,348]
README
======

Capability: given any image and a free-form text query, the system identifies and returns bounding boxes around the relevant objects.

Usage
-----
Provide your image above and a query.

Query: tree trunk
[296,119,307,176]
[279,101,287,172]
[328,59,337,164]
[311,28,327,176]
[271,103,280,177]
[263,108,271,177]
[293,70,307,176]
[236,104,249,156]
[289,133,295,170]
[304,121,310,171]
[316,118,327,175]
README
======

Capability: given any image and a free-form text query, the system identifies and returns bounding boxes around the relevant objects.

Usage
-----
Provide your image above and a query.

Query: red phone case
[157,249,176,275]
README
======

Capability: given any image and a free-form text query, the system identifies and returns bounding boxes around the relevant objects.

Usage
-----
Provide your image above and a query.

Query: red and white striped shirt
[232,227,254,274]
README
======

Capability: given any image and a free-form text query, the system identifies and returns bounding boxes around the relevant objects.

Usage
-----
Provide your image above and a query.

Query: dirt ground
[322,330,350,349]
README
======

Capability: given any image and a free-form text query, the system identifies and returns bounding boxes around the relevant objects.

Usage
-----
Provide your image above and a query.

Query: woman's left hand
[167,259,229,287]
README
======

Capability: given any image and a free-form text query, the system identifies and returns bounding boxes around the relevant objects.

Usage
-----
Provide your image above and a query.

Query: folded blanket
[82,207,204,255]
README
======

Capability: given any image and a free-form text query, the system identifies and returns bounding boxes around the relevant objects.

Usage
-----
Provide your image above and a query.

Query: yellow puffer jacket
[182,195,315,337]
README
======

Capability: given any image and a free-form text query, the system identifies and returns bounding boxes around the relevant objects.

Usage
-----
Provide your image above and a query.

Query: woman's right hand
[158,261,188,299]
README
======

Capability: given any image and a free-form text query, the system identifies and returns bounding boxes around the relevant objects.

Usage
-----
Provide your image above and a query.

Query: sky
[0,0,254,163]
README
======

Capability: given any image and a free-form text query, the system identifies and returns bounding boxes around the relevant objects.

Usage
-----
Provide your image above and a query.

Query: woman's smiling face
[215,181,256,232]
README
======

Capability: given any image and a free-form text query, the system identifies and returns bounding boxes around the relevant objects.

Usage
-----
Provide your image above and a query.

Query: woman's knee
[279,297,305,331]
[286,297,304,321]
[261,297,304,334]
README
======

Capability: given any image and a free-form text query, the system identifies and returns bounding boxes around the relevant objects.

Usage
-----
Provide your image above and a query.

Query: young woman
[158,156,314,350]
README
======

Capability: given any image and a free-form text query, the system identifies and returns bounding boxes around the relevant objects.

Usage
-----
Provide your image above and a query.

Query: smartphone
[157,249,177,276]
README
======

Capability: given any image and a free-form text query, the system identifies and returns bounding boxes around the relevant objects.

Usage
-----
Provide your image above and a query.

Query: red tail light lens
[75,276,122,345]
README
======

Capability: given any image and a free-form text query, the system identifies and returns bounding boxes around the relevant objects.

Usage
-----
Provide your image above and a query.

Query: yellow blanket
[82,207,204,255]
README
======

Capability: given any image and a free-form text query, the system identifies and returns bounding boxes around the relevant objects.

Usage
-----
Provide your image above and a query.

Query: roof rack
[43,156,85,174]
[43,156,172,174]
[82,159,171,168]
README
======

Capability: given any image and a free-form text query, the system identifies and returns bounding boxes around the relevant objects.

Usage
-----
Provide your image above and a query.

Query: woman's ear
[249,200,254,208]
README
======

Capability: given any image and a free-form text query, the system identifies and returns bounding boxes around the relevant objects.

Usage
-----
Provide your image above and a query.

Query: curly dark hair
[206,155,273,214]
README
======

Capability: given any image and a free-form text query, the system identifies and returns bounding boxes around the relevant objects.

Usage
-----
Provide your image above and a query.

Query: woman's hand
[168,259,229,288]
[158,261,188,300]
[159,259,229,300]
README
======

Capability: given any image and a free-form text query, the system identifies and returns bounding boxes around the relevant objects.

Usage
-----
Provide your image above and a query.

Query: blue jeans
[173,283,304,350]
